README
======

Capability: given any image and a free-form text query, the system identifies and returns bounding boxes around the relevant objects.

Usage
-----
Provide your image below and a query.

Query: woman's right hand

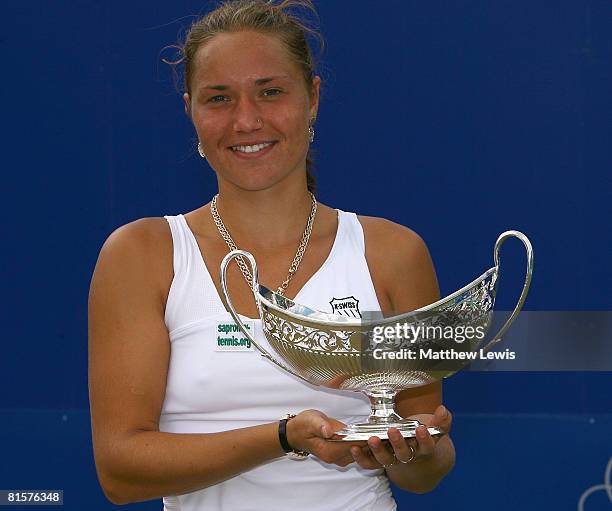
[285,409,364,467]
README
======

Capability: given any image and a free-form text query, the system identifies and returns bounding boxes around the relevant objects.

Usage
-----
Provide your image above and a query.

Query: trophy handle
[220,250,311,384]
[481,230,534,354]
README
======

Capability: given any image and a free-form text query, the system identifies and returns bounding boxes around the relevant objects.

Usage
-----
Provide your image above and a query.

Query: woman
[88,0,455,508]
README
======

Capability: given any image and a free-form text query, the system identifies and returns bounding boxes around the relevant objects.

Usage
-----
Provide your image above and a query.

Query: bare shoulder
[357,215,439,312]
[358,215,429,260]
[101,217,171,254]
[93,217,173,305]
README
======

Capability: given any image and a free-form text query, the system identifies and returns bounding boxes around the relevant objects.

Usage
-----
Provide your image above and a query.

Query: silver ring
[398,444,416,464]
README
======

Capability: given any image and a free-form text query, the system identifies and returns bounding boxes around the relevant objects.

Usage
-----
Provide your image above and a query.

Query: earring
[308,118,316,143]
[197,142,206,159]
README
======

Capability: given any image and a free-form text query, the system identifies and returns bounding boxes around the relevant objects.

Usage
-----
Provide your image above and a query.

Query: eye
[208,95,229,103]
[263,88,282,97]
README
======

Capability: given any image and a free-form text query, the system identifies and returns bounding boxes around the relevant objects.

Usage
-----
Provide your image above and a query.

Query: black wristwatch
[278,413,310,460]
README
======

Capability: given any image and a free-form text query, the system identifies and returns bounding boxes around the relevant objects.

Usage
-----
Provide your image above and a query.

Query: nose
[232,95,263,133]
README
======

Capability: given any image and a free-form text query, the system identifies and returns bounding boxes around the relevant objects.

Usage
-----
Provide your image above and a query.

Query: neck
[214,182,314,250]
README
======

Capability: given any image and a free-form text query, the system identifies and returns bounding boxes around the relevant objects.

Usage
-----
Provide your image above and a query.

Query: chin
[220,168,300,193]
[234,179,288,192]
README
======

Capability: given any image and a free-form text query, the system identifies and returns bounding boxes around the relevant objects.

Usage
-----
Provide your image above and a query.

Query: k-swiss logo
[329,296,362,318]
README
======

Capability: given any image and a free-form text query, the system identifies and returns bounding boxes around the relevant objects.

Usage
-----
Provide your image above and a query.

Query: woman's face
[184,30,320,192]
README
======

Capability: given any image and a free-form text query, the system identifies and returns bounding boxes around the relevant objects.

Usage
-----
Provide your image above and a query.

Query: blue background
[1,0,611,509]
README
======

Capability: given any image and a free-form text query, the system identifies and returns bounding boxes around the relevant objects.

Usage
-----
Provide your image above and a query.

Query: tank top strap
[163,215,191,275]
[163,214,226,333]
[337,210,366,254]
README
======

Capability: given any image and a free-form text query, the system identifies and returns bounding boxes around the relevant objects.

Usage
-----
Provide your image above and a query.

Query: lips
[228,141,277,159]
[231,141,273,153]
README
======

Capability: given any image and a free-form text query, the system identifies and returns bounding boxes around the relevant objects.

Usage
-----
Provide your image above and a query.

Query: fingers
[320,422,333,439]
[298,409,342,440]
[365,436,398,468]
[414,424,436,458]
[319,419,349,441]
[336,453,355,467]
[297,411,360,467]
[431,405,453,433]
[307,405,453,469]
[354,427,436,470]
[351,445,383,469]
[387,428,417,463]
[302,410,345,439]
[326,417,348,436]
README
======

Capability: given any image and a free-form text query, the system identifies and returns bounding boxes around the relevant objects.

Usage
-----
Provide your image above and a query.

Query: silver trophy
[220,230,533,440]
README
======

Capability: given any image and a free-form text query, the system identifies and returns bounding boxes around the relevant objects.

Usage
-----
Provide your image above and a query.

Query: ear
[183,92,192,118]
[309,75,321,121]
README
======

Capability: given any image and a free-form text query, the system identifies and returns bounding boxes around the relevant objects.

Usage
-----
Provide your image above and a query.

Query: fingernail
[321,425,328,437]
[440,405,448,417]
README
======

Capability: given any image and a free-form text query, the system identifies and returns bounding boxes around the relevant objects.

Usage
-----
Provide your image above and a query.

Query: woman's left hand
[350,404,453,469]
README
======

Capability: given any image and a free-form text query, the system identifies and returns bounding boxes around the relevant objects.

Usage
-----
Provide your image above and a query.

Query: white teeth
[232,142,272,153]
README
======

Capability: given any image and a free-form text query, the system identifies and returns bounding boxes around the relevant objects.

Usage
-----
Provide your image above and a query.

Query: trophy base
[331,419,444,441]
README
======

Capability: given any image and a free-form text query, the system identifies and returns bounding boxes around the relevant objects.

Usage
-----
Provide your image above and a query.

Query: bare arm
[88,219,358,504]
[355,217,456,493]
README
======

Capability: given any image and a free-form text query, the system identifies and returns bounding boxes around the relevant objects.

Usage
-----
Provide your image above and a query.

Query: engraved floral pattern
[263,311,358,353]
[261,271,497,353]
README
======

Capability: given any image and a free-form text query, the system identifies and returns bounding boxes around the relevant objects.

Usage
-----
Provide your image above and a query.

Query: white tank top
[160,210,397,511]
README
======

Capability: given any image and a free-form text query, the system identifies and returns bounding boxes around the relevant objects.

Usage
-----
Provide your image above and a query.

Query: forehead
[192,31,301,88]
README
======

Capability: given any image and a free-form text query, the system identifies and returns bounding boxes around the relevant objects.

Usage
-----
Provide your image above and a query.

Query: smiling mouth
[230,141,276,154]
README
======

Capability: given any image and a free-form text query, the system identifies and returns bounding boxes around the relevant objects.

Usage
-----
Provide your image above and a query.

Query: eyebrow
[202,75,289,91]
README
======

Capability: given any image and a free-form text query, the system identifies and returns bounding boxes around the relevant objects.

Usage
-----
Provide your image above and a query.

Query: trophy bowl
[220,231,533,441]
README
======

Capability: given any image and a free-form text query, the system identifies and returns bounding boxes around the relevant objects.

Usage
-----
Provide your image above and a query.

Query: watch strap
[278,414,294,453]
[278,413,309,459]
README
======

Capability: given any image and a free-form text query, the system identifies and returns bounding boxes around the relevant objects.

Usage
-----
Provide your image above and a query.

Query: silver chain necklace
[210,192,318,295]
